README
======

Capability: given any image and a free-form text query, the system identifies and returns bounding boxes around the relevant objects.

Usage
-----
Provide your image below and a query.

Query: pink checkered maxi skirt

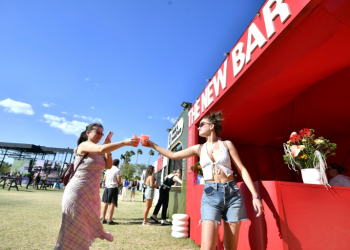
[55,154,113,250]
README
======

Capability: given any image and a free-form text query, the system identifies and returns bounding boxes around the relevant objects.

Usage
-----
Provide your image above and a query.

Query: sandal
[142,221,151,226]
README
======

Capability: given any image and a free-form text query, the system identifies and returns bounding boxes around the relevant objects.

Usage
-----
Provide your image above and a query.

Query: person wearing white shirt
[100,159,121,225]
[328,163,350,187]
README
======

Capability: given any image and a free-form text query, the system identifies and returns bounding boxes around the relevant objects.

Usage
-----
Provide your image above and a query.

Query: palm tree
[147,149,155,166]
[135,149,143,166]
[120,154,125,166]
[124,151,133,178]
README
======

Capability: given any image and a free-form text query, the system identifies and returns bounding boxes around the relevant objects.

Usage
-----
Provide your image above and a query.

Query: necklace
[207,141,218,154]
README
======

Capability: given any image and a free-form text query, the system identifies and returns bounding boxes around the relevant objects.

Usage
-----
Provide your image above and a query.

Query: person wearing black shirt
[150,169,182,225]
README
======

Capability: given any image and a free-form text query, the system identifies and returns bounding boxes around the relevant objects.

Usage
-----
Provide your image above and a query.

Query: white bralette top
[199,140,233,178]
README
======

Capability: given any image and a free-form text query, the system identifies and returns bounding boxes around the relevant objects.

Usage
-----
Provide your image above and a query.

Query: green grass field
[0,185,199,250]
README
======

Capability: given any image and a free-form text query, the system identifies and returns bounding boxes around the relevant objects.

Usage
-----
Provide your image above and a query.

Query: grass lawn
[0,185,199,250]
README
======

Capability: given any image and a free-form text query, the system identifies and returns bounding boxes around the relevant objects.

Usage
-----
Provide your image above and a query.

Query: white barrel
[172,225,188,233]
[172,214,189,221]
[171,231,189,238]
[172,220,189,227]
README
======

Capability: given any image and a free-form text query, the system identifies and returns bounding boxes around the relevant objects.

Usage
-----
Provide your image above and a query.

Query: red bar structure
[185,0,350,248]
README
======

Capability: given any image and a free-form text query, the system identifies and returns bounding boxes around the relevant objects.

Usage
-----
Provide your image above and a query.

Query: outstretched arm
[226,141,264,217]
[145,140,199,160]
[173,175,182,184]
[78,137,139,154]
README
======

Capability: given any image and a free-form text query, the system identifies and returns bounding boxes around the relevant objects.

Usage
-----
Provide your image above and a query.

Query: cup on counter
[140,135,150,146]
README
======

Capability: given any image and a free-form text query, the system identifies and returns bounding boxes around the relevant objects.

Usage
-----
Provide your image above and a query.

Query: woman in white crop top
[144,111,263,250]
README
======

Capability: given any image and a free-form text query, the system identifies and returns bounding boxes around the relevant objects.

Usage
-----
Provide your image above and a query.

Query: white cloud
[0,98,34,115]
[73,114,103,123]
[43,114,88,137]
[91,107,95,109]
[85,77,90,81]
[42,102,55,108]
[162,116,177,124]
[61,111,69,115]
[148,116,153,119]
[94,83,100,87]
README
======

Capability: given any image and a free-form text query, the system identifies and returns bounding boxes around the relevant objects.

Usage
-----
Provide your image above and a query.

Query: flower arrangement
[283,128,337,171]
[190,161,203,176]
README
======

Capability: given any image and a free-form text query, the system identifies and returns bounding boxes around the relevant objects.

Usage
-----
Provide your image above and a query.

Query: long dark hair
[145,165,155,178]
[77,123,104,146]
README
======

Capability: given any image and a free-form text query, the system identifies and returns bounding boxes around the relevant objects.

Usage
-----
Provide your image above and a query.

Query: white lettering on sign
[233,42,245,77]
[168,117,184,147]
[188,0,294,127]
[246,23,267,64]
[194,99,200,121]
[213,59,228,97]
[188,109,193,126]
[201,60,228,113]
[207,81,214,106]
[263,0,291,39]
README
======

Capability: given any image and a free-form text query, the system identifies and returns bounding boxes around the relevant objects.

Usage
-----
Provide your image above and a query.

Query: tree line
[119,149,156,179]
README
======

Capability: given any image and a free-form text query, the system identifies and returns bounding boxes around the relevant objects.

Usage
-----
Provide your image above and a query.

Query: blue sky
[0,0,265,165]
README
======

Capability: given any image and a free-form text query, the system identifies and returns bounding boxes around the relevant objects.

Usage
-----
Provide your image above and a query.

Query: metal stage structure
[0,142,74,169]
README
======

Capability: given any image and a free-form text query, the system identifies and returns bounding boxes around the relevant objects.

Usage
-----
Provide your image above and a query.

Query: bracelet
[252,195,260,199]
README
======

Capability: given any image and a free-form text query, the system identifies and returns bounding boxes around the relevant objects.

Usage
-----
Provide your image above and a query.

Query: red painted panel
[238,181,285,250]
[279,182,350,250]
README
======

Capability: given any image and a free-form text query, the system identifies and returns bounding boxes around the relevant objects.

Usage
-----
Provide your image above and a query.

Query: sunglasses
[92,130,104,137]
[199,122,211,128]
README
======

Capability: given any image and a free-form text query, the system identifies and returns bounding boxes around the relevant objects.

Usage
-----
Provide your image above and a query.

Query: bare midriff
[205,170,235,183]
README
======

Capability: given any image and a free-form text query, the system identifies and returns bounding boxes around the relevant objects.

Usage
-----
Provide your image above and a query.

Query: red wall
[187,181,350,250]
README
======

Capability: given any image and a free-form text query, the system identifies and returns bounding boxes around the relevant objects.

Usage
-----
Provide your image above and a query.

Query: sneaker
[161,220,172,226]
[150,215,159,223]
[107,220,118,225]
[142,221,151,226]
[101,220,107,224]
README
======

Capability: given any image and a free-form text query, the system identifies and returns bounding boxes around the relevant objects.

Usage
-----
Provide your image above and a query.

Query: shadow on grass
[18,189,61,192]
[116,217,163,226]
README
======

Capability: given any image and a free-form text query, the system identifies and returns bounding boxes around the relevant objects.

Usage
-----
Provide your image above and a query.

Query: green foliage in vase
[190,161,203,176]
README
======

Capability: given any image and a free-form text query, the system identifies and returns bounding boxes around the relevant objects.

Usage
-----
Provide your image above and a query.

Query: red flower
[299,128,311,138]
[290,133,301,143]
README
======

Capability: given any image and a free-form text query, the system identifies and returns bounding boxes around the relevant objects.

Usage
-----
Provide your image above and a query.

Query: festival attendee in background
[33,171,41,189]
[150,169,182,225]
[26,170,35,189]
[143,111,263,250]
[5,171,15,186]
[142,165,158,226]
[130,179,138,201]
[121,177,130,201]
[54,123,138,249]
[101,159,121,225]
[328,163,350,187]
[142,181,147,202]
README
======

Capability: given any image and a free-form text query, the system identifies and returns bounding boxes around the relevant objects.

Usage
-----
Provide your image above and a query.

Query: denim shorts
[200,180,248,225]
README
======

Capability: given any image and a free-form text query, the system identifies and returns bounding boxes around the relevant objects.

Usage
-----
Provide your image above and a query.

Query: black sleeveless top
[163,175,176,187]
